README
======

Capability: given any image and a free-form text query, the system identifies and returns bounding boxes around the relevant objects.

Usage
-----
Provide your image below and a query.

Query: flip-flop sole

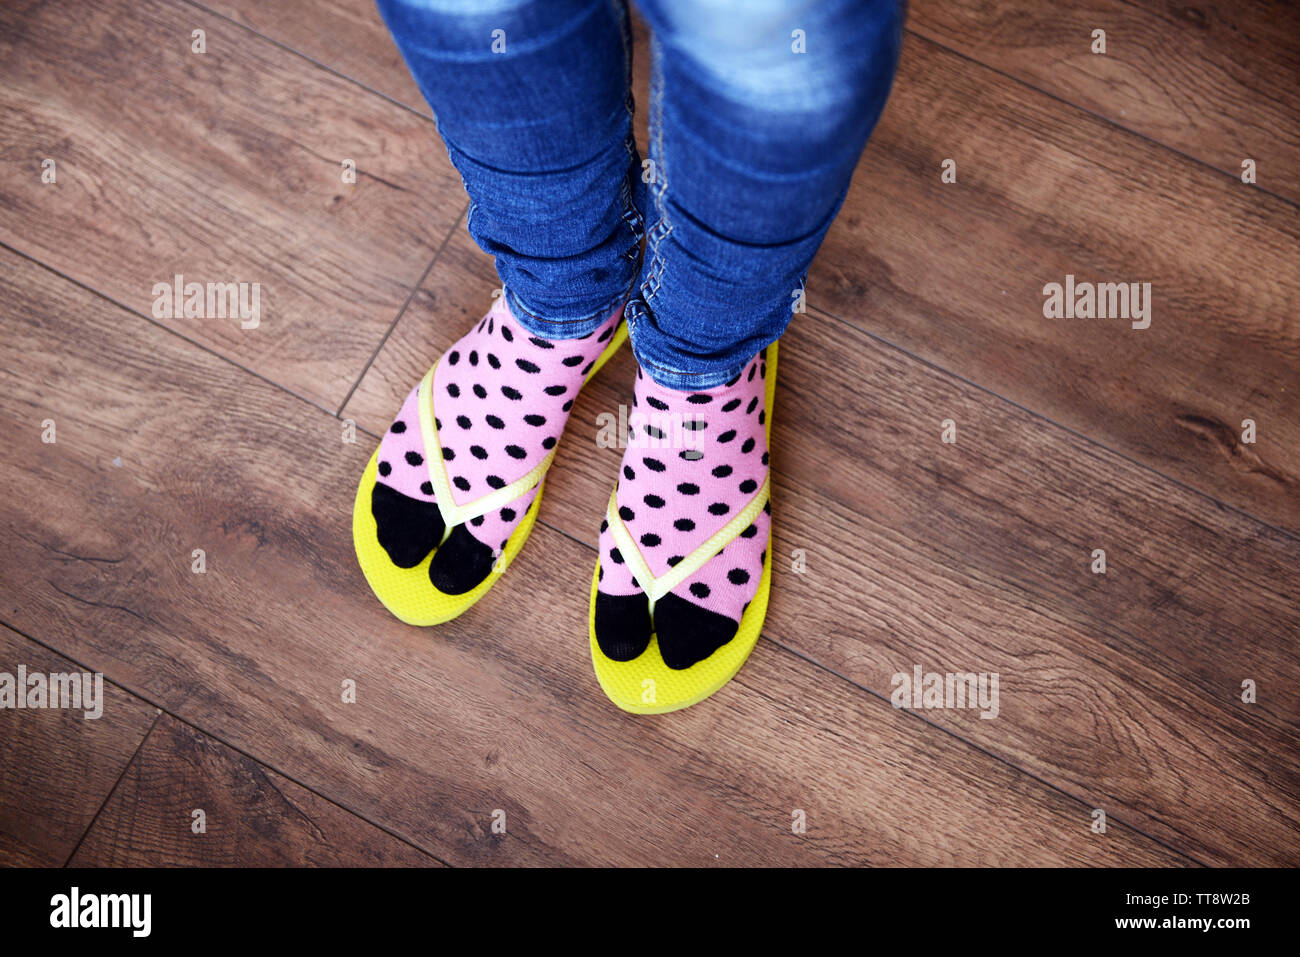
[353,320,628,627]
[353,450,545,626]
[589,342,778,713]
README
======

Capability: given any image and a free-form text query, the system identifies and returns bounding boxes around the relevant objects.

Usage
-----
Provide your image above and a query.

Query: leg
[357,1,644,609]
[375,0,647,334]
[628,0,904,387]
[592,0,903,705]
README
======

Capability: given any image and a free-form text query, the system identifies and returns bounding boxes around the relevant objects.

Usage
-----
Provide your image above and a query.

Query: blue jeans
[376,0,903,389]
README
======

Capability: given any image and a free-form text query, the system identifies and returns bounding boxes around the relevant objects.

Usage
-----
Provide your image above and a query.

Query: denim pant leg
[627,0,904,389]
[376,0,647,338]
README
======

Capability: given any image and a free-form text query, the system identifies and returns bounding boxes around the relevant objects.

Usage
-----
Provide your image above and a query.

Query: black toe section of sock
[654,592,740,670]
[372,482,445,568]
[427,524,496,594]
[594,587,652,662]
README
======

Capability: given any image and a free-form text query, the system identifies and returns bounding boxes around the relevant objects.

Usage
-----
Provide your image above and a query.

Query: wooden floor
[1,0,1296,867]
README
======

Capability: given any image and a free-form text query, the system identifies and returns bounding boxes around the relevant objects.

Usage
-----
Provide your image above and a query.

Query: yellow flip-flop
[589,342,778,713]
[354,320,628,626]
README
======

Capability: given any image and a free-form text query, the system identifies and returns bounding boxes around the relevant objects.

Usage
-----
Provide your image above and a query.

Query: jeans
[376,0,904,389]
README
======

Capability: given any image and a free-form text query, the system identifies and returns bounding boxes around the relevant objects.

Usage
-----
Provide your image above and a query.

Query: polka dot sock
[594,349,771,669]
[372,293,623,593]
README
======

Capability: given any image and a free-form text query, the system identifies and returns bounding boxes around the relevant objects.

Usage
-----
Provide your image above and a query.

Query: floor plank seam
[1,619,454,868]
[179,0,432,122]
[808,303,1300,544]
[61,710,164,867]
[902,26,1300,211]
[336,205,469,416]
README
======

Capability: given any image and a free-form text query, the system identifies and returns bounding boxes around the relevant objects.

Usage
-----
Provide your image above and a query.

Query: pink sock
[595,350,771,669]
[372,293,623,592]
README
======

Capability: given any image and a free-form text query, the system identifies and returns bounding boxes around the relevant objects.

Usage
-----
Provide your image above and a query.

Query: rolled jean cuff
[506,286,628,341]
[624,300,755,391]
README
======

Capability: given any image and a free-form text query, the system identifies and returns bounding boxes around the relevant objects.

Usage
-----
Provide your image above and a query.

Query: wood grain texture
[344,226,1300,866]
[909,0,1300,204]
[0,248,1185,866]
[0,0,465,410]
[0,626,158,867]
[70,715,438,867]
[809,32,1300,534]
[197,0,426,110]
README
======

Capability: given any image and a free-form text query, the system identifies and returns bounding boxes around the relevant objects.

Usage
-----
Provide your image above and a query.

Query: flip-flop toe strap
[416,363,554,530]
[604,476,770,612]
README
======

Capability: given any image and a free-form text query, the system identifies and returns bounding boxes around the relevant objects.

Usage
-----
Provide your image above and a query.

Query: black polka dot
[762,452,770,465]
[524,414,547,427]
[687,394,712,404]
[722,398,740,412]
[598,565,604,581]
[469,350,479,366]
[667,555,683,567]
[746,397,758,414]
[502,386,523,401]
[623,465,635,480]
[544,385,567,396]
[725,372,741,387]
[644,494,665,508]
[712,464,733,478]
[683,419,706,431]
[486,475,505,489]
[646,396,668,411]
[488,318,493,333]
[516,358,540,374]
[377,460,391,477]
[763,502,771,515]
[690,582,710,599]
[610,547,624,564]
[453,476,470,491]
[677,482,699,495]
[505,445,526,459]
[598,325,614,341]
[470,445,487,459]
[640,533,661,547]
[541,437,557,449]
[487,353,500,369]
[643,457,665,471]
[500,507,516,521]
[728,568,750,585]
[420,481,433,496]
[717,429,736,443]
[391,420,406,433]
[562,399,574,412]
[562,355,584,367]
[486,415,504,429]
[741,437,755,454]
[619,506,635,521]
[581,361,594,376]
[528,337,554,349]
[443,448,455,460]
[470,515,484,526]
[449,351,460,365]
[758,410,765,425]
[760,362,766,378]
[405,451,423,466]
[473,384,487,399]
[760,550,766,564]
[739,522,758,538]
[739,478,758,494]
[709,502,730,515]
[644,424,666,440]
[747,364,756,382]
[435,418,442,430]
[500,539,508,550]
[456,415,471,429]
[674,518,695,532]
[501,326,514,342]
[447,383,460,398]
[681,450,703,461]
